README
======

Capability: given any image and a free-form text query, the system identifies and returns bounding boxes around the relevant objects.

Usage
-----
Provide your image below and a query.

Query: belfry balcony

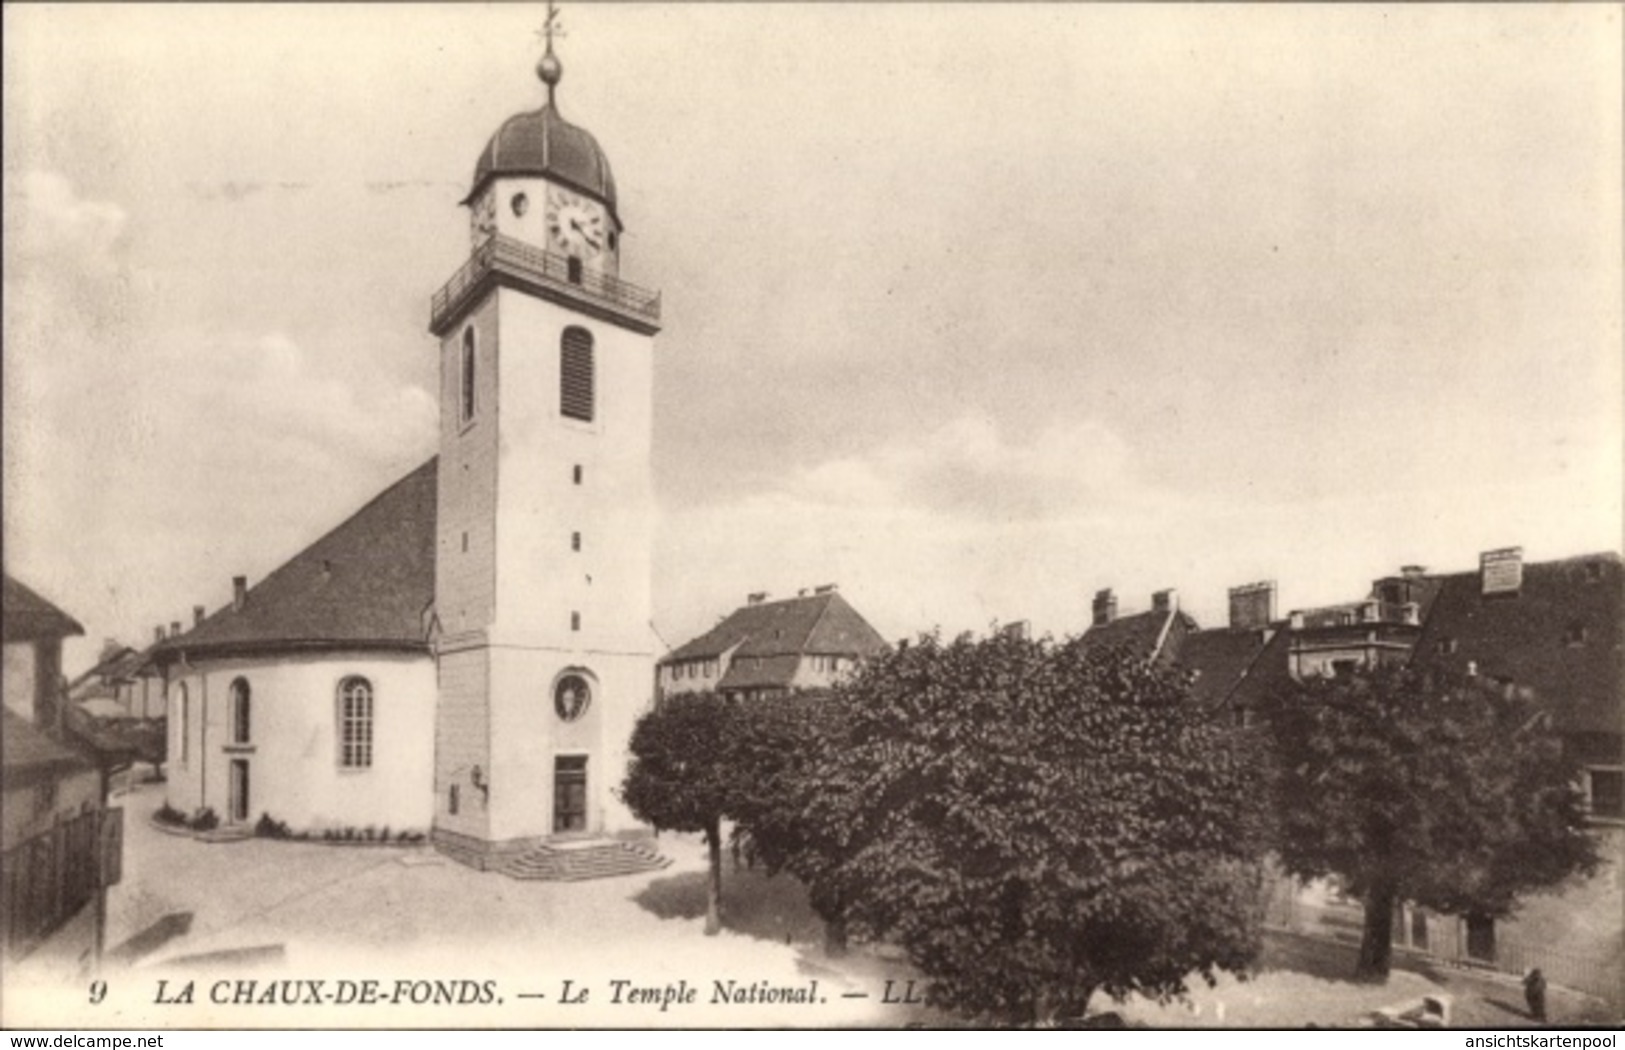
[429,234,661,337]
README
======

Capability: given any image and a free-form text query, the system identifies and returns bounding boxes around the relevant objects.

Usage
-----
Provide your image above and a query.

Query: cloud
[655,414,1172,646]
[4,170,127,278]
[3,171,438,672]
[184,180,314,201]
[158,331,437,466]
[790,415,1136,521]
[655,412,1622,653]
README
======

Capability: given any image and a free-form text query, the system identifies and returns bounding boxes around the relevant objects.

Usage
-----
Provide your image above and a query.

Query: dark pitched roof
[662,591,890,666]
[155,459,438,660]
[1177,626,1281,708]
[716,654,803,692]
[2,576,84,643]
[69,646,145,699]
[2,709,93,783]
[1411,552,1622,736]
[1080,606,1200,665]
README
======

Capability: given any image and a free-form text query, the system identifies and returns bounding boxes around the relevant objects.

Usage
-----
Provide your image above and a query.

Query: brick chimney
[233,575,249,611]
[1001,620,1031,641]
[1152,588,1178,614]
[1480,547,1524,597]
[814,583,838,595]
[1228,581,1277,631]
[193,605,206,627]
[170,620,182,638]
[154,625,166,643]
[747,591,768,606]
[1091,588,1117,627]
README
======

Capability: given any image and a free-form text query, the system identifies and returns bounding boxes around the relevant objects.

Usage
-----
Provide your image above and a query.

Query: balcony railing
[1291,600,1422,631]
[430,234,661,333]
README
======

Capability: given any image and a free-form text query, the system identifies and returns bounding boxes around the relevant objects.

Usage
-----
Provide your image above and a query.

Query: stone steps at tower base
[492,839,672,882]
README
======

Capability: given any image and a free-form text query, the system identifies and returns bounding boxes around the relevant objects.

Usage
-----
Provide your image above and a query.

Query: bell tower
[427,10,660,863]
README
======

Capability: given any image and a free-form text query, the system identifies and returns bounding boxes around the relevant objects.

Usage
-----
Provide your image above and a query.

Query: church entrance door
[229,758,250,823]
[553,756,587,833]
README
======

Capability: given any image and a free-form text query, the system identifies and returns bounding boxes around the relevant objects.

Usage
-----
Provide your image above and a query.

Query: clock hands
[569,217,601,250]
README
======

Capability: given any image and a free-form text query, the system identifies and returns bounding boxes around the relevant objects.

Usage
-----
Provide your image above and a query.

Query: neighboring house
[68,638,169,721]
[1173,547,1624,1007]
[1082,582,1292,712]
[1398,547,1623,1002]
[1178,582,1295,714]
[1284,565,1442,681]
[658,587,890,701]
[2,578,122,984]
[1080,587,1199,667]
[153,459,439,834]
[3,576,83,728]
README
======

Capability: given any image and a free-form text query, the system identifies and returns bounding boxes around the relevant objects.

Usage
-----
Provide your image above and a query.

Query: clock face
[546,186,605,259]
[470,192,496,246]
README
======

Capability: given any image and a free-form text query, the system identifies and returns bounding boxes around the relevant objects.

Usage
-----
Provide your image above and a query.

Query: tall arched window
[460,327,477,425]
[230,677,251,745]
[560,326,594,422]
[338,676,374,769]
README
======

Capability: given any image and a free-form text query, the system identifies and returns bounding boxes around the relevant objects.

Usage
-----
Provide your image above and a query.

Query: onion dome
[462,38,618,221]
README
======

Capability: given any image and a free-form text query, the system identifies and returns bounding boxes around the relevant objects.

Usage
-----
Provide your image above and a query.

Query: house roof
[68,645,146,700]
[1080,606,1200,665]
[1176,625,1285,708]
[1411,552,1623,736]
[2,709,93,783]
[663,591,890,667]
[155,459,438,661]
[716,654,804,692]
[2,576,85,644]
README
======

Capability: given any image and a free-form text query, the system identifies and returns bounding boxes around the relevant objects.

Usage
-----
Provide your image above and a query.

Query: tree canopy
[734,631,1269,1023]
[1259,662,1600,980]
[620,690,737,934]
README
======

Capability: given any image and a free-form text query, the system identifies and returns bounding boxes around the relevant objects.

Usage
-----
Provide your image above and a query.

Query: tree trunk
[1355,880,1397,982]
[704,816,724,936]
[823,912,847,956]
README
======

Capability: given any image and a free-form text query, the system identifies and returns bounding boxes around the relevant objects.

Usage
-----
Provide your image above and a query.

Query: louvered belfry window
[560,327,594,422]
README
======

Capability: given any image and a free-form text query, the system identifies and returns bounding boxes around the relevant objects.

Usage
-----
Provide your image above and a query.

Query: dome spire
[536,1,564,107]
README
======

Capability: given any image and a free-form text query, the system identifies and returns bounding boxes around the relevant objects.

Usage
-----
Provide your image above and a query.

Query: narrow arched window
[230,677,251,745]
[338,676,374,769]
[560,326,594,422]
[460,327,477,425]
[177,682,190,764]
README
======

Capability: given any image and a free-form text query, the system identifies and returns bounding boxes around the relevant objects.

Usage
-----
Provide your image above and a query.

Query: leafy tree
[727,690,856,952]
[1259,663,1600,981]
[738,631,1268,1023]
[620,691,737,934]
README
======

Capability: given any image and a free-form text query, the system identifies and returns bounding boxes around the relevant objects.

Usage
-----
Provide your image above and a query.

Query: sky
[4,3,1621,675]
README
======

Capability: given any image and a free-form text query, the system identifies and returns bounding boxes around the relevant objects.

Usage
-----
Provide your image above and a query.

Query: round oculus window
[511,192,529,217]
[554,674,591,722]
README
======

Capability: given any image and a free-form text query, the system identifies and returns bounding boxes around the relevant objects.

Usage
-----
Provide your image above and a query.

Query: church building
[154,25,664,873]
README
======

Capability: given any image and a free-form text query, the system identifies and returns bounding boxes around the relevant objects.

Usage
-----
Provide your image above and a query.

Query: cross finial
[536,1,564,53]
[535,2,565,105]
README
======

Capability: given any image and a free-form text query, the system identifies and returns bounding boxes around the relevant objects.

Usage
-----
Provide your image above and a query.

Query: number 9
[88,980,107,1004]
